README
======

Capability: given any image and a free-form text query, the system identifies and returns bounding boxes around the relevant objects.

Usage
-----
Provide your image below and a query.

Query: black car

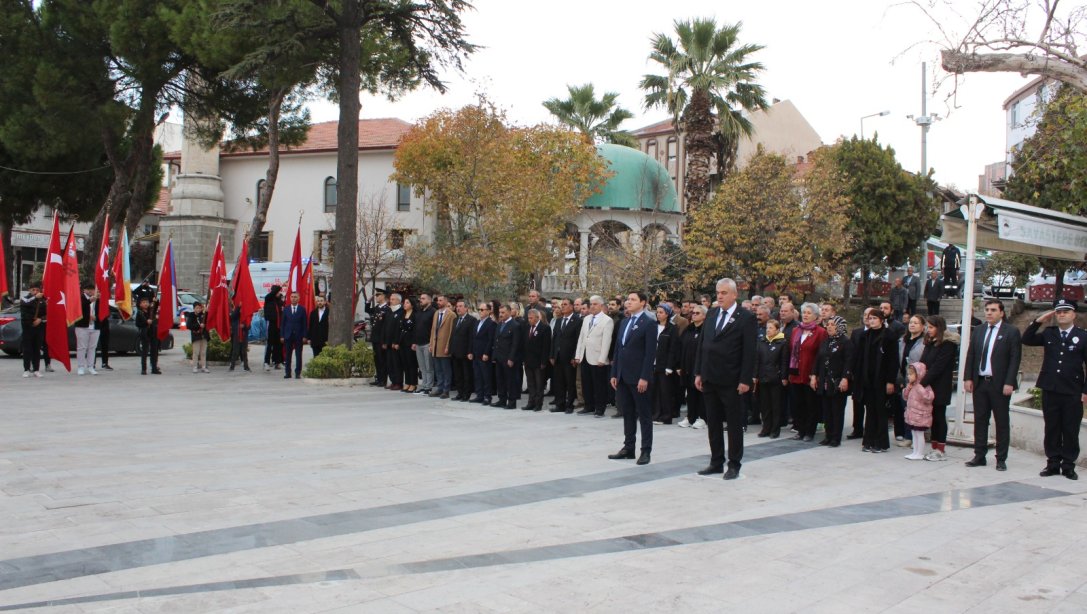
[0,306,174,356]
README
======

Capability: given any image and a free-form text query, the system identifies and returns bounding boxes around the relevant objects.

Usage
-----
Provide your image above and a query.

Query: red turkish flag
[62,227,81,326]
[205,234,231,341]
[156,240,176,341]
[43,217,71,371]
[94,215,111,321]
[287,227,304,310]
[0,235,8,298]
[232,241,260,325]
[299,259,315,315]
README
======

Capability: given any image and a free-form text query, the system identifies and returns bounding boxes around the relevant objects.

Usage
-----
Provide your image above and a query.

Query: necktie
[1061,330,1069,342]
[589,315,596,331]
[979,325,995,372]
[438,311,444,328]
[716,309,727,333]
[622,317,633,345]
[531,324,537,337]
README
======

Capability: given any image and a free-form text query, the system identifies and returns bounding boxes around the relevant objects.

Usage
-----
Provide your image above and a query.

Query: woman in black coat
[811,316,853,447]
[399,297,419,392]
[854,310,899,452]
[651,305,681,424]
[756,319,790,438]
[678,306,706,428]
[919,315,956,461]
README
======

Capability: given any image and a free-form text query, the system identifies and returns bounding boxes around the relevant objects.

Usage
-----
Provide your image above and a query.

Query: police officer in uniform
[1022,298,1086,480]
[367,288,390,386]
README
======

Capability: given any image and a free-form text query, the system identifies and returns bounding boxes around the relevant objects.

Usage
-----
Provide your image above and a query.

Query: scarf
[827,316,848,339]
[789,320,821,369]
[766,331,785,343]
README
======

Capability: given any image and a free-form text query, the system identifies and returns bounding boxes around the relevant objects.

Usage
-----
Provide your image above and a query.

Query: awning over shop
[940,194,1087,262]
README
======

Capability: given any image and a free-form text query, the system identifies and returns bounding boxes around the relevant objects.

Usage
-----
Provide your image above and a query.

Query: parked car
[0,306,175,356]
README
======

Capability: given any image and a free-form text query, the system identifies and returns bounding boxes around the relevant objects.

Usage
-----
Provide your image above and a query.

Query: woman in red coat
[789,302,828,441]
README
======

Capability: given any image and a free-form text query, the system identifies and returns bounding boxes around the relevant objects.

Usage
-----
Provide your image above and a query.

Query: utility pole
[908,62,940,280]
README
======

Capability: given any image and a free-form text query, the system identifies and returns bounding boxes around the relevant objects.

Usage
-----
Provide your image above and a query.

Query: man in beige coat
[430,294,456,398]
[574,295,616,417]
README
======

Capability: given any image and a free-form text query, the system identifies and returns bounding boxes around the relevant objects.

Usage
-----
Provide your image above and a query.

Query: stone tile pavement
[1,352,1086,612]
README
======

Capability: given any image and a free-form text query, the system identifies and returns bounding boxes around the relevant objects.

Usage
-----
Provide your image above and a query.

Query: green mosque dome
[584,144,680,213]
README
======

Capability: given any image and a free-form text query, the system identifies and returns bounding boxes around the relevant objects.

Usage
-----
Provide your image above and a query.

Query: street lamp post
[859,110,890,140]
[908,62,941,281]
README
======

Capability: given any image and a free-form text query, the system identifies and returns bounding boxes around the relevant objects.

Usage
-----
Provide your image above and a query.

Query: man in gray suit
[963,299,1022,471]
[903,266,921,316]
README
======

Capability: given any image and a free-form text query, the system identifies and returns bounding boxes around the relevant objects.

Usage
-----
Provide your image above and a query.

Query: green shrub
[302,343,376,379]
[182,331,233,362]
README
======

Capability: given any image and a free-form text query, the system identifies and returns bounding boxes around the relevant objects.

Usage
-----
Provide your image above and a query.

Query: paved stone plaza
[2,351,1086,613]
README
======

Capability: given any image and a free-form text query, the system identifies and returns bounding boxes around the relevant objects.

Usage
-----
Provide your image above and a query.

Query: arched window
[646,139,658,161]
[255,179,266,205]
[324,177,337,212]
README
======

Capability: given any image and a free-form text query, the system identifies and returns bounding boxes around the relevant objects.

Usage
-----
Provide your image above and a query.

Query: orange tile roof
[151,187,171,215]
[631,118,676,136]
[162,118,412,160]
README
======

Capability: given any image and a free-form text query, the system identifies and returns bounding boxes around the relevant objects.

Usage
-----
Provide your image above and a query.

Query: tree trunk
[861,265,871,303]
[681,88,715,211]
[1054,264,1067,302]
[247,89,287,256]
[940,50,1087,91]
[328,0,362,347]
[85,100,157,279]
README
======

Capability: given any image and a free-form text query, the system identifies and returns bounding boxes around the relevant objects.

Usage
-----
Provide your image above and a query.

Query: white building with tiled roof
[159,117,431,299]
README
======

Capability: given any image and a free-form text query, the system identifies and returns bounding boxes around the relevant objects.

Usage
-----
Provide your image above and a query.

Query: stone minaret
[159,112,237,293]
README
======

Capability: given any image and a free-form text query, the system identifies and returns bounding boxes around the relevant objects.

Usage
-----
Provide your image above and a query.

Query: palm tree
[641,18,769,210]
[543,83,639,148]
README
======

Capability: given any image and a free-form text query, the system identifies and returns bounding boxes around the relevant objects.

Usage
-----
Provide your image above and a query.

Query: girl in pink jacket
[901,362,934,460]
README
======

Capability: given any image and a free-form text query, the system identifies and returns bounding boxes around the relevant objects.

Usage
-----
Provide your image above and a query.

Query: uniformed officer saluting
[1022,298,1086,480]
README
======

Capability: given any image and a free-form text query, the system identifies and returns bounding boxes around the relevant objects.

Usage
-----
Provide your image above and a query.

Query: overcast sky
[309,0,1032,191]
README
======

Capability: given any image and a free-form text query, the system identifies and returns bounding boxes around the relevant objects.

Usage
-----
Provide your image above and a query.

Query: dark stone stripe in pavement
[0,480,1070,611]
[396,481,1069,574]
[0,439,808,593]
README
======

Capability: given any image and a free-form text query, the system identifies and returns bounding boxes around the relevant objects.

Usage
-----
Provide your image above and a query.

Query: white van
[226,261,333,304]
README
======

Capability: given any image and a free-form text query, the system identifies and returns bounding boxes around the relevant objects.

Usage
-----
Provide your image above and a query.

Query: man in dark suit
[924,270,942,316]
[963,298,1022,471]
[367,289,389,386]
[1022,299,1086,480]
[695,278,757,480]
[307,295,329,356]
[491,304,524,409]
[524,308,552,411]
[550,298,582,413]
[280,291,308,379]
[846,307,873,439]
[609,291,657,465]
[469,302,497,404]
[449,300,477,401]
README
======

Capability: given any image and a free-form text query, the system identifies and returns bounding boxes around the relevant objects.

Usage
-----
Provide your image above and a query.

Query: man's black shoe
[1063,468,1079,480]
[846,432,862,440]
[995,460,1007,471]
[151,369,162,375]
[697,465,723,476]
[469,397,484,404]
[101,365,113,371]
[505,401,517,409]
[490,400,506,408]
[1040,467,1061,477]
[608,448,635,460]
[636,451,650,465]
[522,405,535,411]
[576,408,595,415]
[594,410,605,417]
[284,373,292,379]
[965,457,987,467]
[723,467,740,480]
[440,392,450,399]
[550,406,565,413]
[564,409,574,414]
